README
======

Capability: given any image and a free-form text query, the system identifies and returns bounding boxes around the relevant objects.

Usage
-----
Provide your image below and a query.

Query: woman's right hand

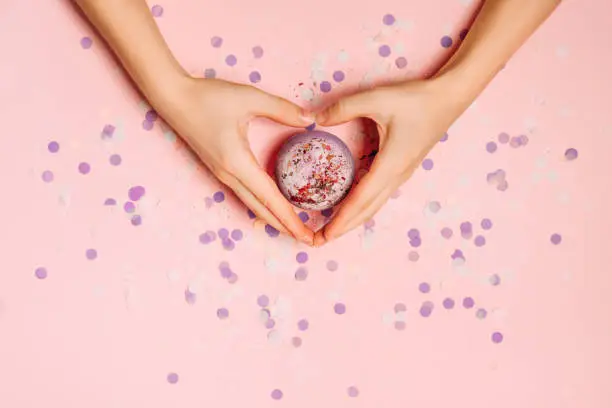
[152,76,315,245]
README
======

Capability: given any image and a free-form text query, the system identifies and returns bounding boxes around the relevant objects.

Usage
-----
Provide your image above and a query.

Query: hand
[313,78,466,246]
[152,76,315,245]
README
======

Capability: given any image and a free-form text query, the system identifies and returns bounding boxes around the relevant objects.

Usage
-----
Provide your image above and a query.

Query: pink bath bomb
[275,130,355,211]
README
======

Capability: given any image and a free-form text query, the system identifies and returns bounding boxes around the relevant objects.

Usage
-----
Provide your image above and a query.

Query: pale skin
[74,0,561,247]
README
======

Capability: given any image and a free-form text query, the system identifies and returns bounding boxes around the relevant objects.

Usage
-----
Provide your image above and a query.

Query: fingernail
[315,110,328,124]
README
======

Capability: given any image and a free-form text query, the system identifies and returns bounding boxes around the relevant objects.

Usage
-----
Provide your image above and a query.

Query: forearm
[74,0,188,104]
[434,0,561,109]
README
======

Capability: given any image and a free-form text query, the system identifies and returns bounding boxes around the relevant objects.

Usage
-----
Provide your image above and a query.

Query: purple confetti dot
[509,136,522,148]
[123,201,135,213]
[297,319,309,331]
[145,110,158,122]
[231,229,243,241]
[382,13,396,25]
[212,191,225,203]
[151,4,163,17]
[491,332,504,344]
[294,267,308,281]
[442,298,455,309]
[326,260,339,271]
[227,272,238,284]
[204,68,216,78]
[321,208,333,217]
[102,124,115,138]
[265,224,280,238]
[460,221,472,234]
[142,119,154,131]
[41,170,54,183]
[498,132,510,144]
[419,301,434,317]
[216,307,229,319]
[347,386,360,397]
[481,218,493,230]
[408,251,419,262]
[222,238,235,251]
[104,198,116,206]
[298,212,309,222]
[292,336,302,347]
[167,373,179,384]
[489,274,501,286]
[550,233,562,245]
[407,228,420,240]
[85,248,97,260]
[199,231,216,244]
[249,71,261,83]
[418,282,431,294]
[320,81,332,93]
[422,158,434,170]
[218,228,229,240]
[78,162,91,175]
[296,251,308,264]
[565,148,578,161]
[271,389,283,400]
[334,302,346,315]
[257,295,269,308]
[225,55,237,67]
[462,297,475,309]
[265,319,276,329]
[395,321,406,331]
[451,249,465,260]
[184,289,197,305]
[109,154,122,166]
[252,45,264,58]
[35,267,48,280]
[378,44,391,57]
[440,36,453,48]
[219,262,232,279]
[210,36,223,48]
[519,134,529,146]
[130,215,142,226]
[247,209,256,219]
[395,56,407,69]
[476,308,488,319]
[459,28,469,40]
[440,133,449,142]
[409,236,422,248]
[48,141,59,153]
[332,70,345,82]
[441,227,453,239]
[305,123,316,131]
[474,235,486,247]
[394,302,407,313]
[80,36,93,49]
[128,186,145,201]
[486,141,498,153]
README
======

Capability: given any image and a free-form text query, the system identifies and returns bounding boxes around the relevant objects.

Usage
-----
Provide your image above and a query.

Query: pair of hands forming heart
[153,75,464,247]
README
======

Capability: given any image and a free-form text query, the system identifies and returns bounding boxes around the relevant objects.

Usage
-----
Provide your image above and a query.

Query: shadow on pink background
[1,0,611,407]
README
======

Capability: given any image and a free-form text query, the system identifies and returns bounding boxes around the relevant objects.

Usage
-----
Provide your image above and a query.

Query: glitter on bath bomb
[275,131,355,211]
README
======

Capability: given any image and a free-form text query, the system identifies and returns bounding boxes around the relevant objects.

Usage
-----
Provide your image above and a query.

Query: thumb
[246,87,314,128]
[315,89,383,126]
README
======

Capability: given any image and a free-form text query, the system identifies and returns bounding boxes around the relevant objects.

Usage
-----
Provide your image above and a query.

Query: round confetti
[394,321,406,331]
[271,389,283,400]
[41,170,54,183]
[498,132,510,144]
[184,290,197,305]
[378,44,391,57]
[123,201,135,213]
[440,133,449,142]
[428,201,441,213]
[78,162,91,174]
[199,231,216,244]
[166,372,179,384]
[225,55,237,67]
[347,386,360,397]
[80,36,93,49]
[265,224,280,238]
[408,251,419,262]
[409,236,422,248]
[419,301,434,317]
[418,282,431,294]
[394,303,407,313]
[257,295,269,308]
[382,13,395,25]
[297,319,309,331]
[441,227,453,239]
[395,56,407,69]
[35,267,47,280]
[550,233,562,245]
[252,45,264,58]
[296,251,308,264]
[491,332,504,343]
[109,154,122,166]
[486,141,498,153]
[440,36,453,48]
[104,198,116,206]
[218,228,229,240]
[151,4,163,17]
[48,141,59,153]
[204,68,216,78]
[216,307,229,319]
[334,302,346,315]
[476,308,488,319]
[292,337,302,347]
[210,36,223,48]
[320,81,332,92]
[326,260,339,271]
[321,208,333,218]
[85,248,97,260]
[332,70,345,82]
[249,71,261,83]
[481,218,493,230]
[142,120,154,131]
[265,319,276,329]
[519,134,529,146]
[294,267,308,281]
[422,158,434,170]
[128,186,145,201]
[247,209,256,219]
[230,229,243,241]
[145,110,158,122]
[442,298,455,309]
[298,212,309,222]
[462,297,475,309]
[509,136,522,148]
[407,228,420,240]
[474,235,486,247]
[565,148,578,160]
[489,274,501,286]
[222,238,235,251]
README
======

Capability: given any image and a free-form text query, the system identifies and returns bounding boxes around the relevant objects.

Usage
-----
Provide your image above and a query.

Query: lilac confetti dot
[80,36,93,49]
[145,110,158,122]
[326,260,339,271]
[204,68,216,79]
[227,272,238,284]
[265,319,276,329]
[474,235,486,247]
[565,148,578,161]
[418,282,431,294]
[292,336,302,347]
[298,212,309,222]
[167,373,179,384]
[199,231,216,244]
[422,158,434,170]
[218,228,229,240]
[440,133,449,142]
[476,308,488,319]
[395,56,407,69]
[550,233,562,245]
[460,221,473,234]
[489,274,501,286]
[257,295,269,308]
[35,267,48,280]
[296,251,308,264]
[394,321,406,331]
[78,162,91,175]
[271,389,283,400]
[210,36,223,48]
[498,132,510,144]
[378,44,391,57]
[451,249,465,260]
[252,45,264,58]
[407,228,420,240]
[440,36,453,48]
[486,141,498,153]
[408,251,419,262]
[48,141,59,153]
[306,123,316,131]
[104,198,116,206]
[86,248,97,260]
[394,303,407,313]
[497,180,509,192]
[265,224,280,238]
[320,81,332,93]
[442,298,455,309]
[219,262,232,279]
[128,186,145,201]
[123,201,135,213]
[184,289,197,305]
[231,229,243,241]
[428,201,441,213]
[382,13,396,25]
[491,332,504,343]
[509,136,522,148]
[459,28,469,40]
[334,302,346,315]
[419,301,434,317]
[249,71,262,83]
[297,319,309,331]
[347,386,360,397]
[213,191,225,203]
[441,227,453,239]
[102,124,115,138]
[519,134,529,146]
[481,218,493,230]
[225,55,237,67]
[142,119,154,131]
[151,4,163,17]
[41,170,54,183]
[462,297,475,309]
[109,154,122,166]
[294,267,308,281]
[222,238,235,251]
[332,70,345,82]
[247,209,256,219]
[130,215,142,226]
[409,236,422,248]
[321,208,333,217]
[217,308,229,319]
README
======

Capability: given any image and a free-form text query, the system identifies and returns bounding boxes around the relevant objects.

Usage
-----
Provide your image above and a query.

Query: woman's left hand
[313,78,468,246]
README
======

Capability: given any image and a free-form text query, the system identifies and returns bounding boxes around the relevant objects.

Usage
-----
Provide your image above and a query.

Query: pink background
[1,0,611,407]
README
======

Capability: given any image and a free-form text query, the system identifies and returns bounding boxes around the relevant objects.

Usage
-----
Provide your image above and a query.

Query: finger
[230,179,290,235]
[232,154,314,245]
[245,87,313,127]
[315,89,385,126]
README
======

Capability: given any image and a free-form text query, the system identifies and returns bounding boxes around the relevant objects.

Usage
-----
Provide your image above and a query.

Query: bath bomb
[275,130,355,211]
